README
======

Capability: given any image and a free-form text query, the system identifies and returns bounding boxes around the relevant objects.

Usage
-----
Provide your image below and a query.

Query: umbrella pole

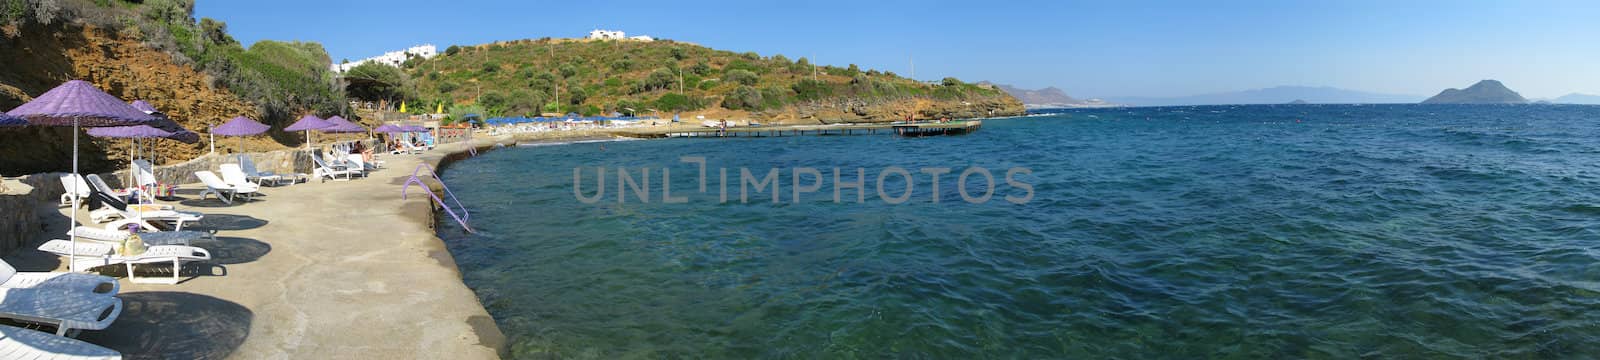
[127,139,134,189]
[69,118,78,272]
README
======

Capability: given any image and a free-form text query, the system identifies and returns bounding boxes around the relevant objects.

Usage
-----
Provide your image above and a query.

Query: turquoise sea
[438,104,1600,358]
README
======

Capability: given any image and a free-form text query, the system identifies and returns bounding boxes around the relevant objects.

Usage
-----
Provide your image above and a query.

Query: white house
[628,35,654,42]
[587,29,626,40]
[331,44,439,73]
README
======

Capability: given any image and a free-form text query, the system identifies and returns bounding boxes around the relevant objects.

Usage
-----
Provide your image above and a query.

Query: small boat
[702,120,723,128]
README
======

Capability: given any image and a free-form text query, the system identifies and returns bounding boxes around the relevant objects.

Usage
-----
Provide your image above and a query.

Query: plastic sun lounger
[217,165,262,201]
[195,170,257,205]
[0,325,122,359]
[240,155,305,186]
[236,155,285,186]
[313,154,359,182]
[83,187,201,232]
[58,174,94,207]
[83,174,173,223]
[69,226,211,247]
[0,287,122,336]
[38,240,212,285]
[0,260,118,297]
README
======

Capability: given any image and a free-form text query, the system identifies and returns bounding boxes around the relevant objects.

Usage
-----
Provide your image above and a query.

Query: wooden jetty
[612,120,982,139]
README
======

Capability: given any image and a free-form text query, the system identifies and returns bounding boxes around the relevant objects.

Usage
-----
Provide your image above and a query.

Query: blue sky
[197,0,1600,99]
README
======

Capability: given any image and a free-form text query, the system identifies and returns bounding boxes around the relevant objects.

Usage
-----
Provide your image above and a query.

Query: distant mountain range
[1421,80,1527,104]
[1552,93,1600,105]
[1106,86,1424,106]
[983,82,1116,108]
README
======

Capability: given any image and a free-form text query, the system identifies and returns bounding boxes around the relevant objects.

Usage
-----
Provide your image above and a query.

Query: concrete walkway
[7,141,503,359]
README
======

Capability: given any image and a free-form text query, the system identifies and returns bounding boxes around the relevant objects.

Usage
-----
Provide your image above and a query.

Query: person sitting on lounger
[351,141,374,164]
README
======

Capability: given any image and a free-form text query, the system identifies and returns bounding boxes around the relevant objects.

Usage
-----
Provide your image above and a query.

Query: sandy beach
[4,138,510,359]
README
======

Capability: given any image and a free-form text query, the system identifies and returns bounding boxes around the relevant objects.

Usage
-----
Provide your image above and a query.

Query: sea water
[438,104,1600,358]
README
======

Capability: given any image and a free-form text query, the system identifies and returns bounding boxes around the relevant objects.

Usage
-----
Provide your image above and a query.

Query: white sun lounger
[58,174,94,207]
[38,240,212,285]
[313,154,359,182]
[238,155,302,186]
[195,170,257,205]
[0,260,118,297]
[236,155,284,186]
[83,175,172,224]
[83,181,200,232]
[69,226,210,248]
[0,325,122,359]
[0,287,122,336]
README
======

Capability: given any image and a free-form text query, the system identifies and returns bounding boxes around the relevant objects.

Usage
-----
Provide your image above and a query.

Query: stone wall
[0,179,39,255]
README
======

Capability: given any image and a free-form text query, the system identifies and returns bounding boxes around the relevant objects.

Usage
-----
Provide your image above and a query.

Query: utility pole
[910,54,915,80]
[812,54,818,81]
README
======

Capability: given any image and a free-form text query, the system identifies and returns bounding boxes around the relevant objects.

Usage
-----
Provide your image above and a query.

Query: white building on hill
[588,29,626,40]
[588,29,654,42]
[332,44,438,73]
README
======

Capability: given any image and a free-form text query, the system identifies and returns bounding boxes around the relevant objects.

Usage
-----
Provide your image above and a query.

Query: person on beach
[351,141,374,163]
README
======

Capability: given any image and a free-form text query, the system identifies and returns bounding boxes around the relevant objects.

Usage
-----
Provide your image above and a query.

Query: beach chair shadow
[76,291,252,359]
[190,214,268,231]
[191,236,271,265]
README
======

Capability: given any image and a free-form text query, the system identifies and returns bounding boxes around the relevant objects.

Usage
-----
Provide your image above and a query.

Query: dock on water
[611,120,982,139]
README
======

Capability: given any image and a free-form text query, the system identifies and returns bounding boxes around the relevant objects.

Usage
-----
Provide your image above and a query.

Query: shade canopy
[130,100,162,115]
[401,125,427,132]
[0,113,24,127]
[213,116,270,136]
[86,125,173,138]
[372,124,404,133]
[170,130,201,144]
[284,115,331,131]
[6,80,160,127]
[320,116,366,133]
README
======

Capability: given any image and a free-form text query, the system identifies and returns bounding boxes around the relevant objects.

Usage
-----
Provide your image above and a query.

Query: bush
[558,64,577,78]
[567,86,588,105]
[721,86,763,111]
[690,61,712,76]
[445,45,461,56]
[669,47,686,60]
[636,68,678,93]
[791,79,832,101]
[725,69,758,86]
[655,93,702,112]
[610,59,633,71]
[481,61,500,73]
[941,77,963,87]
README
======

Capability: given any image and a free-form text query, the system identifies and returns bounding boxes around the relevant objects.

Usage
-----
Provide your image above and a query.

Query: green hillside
[400,38,1022,122]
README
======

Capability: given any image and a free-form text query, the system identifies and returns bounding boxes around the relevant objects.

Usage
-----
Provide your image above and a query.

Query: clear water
[438,104,1600,358]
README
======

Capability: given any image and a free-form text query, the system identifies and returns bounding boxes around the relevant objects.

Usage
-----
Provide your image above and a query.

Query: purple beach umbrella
[320,116,366,133]
[130,100,163,116]
[6,80,161,271]
[213,116,270,136]
[284,115,332,172]
[373,124,404,133]
[0,113,24,127]
[86,124,173,138]
[213,116,271,154]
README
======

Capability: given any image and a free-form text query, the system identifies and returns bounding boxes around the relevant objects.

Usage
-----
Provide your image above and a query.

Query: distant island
[1553,93,1600,105]
[984,82,1117,108]
[1420,80,1528,104]
[1286,99,1309,105]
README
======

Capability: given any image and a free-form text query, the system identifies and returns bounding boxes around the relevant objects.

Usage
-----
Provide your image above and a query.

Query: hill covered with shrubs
[404,38,1023,123]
